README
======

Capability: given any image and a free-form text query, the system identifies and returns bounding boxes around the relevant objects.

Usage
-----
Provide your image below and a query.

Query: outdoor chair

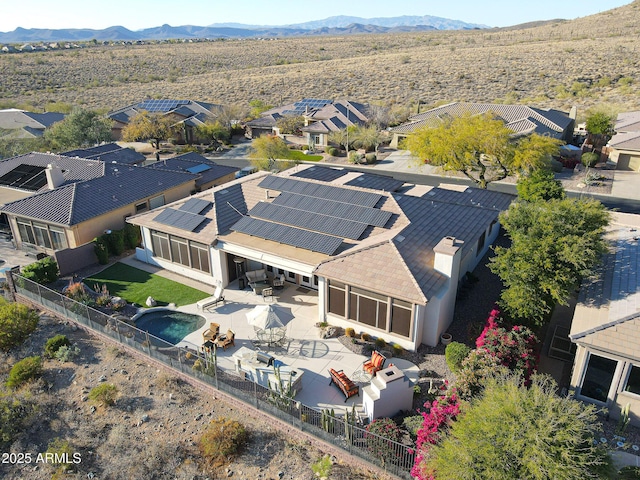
[363,350,386,375]
[272,274,285,289]
[262,287,274,302]
[196,285,225,310]
[216,329,236,350]
[202,322,220,342]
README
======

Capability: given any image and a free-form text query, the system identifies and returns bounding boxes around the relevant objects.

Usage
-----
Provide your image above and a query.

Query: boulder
[146,296,157,307]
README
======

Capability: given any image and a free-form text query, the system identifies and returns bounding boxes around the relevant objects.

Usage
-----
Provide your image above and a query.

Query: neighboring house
[148,152,239,191]
[245,98,371,148]
[62,143,146,165]
[569,212,640,426]
[108,99,222,144]
[607,111,640,171]
[0,152,197,274]
[128,164,513,351]
[389,102,575,148]
[0,108,65,139]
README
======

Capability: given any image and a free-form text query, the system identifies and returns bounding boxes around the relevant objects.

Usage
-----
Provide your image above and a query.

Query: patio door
[300,274,318,290]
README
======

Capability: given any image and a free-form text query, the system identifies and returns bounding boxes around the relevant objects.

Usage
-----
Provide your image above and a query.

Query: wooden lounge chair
[216,329,236,350]
[363,350,386,375]
[202,322,220,342]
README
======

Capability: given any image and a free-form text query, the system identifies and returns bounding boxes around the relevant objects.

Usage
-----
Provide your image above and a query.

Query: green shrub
[345,327,355,337]
[21,257,59,284]
[311,455,332,479]
[65,281,92,304]
[88,383,118,406]
[105,230,125,256]
[192,359,204,372]
[46,438,75,472]
[94,237,109,264]
[392,343,403,356]
[360,332,371,342]
[55,345,80,363]
[375,337,386,349]
[550,158,564,173]
[365,418,401,462]
[403,415,424,438]
[44,334,70,358]
[199,417,247,468]
[0,393,38,449]
[348,151,363,164]
[618,466,640,479]
[123,224,141,249]
[0,301,39,352]
[365,153,377,164]
[445,341,472,373]
[581,151,599,167]
[326,146,338,156]
[7,356,42,389]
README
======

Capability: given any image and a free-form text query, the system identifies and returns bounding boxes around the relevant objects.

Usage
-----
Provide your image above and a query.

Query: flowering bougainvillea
[365,417,402,465]
[411,384,461,480]
[475,308,538,384]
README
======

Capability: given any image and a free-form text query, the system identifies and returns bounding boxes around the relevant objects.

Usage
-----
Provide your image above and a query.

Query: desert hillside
[0,1,639,114]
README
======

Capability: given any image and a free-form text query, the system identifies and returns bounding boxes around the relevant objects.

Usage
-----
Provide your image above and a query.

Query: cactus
[321,408,336,433]
[268,365,296,410]
[617,403,631,435]
[344,404,358,444]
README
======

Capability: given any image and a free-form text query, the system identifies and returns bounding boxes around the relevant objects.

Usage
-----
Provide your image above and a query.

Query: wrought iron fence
[12,274,416,478]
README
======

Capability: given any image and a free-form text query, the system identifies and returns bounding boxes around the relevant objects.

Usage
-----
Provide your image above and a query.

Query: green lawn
[85,263,209,307]
[286,150,323,162]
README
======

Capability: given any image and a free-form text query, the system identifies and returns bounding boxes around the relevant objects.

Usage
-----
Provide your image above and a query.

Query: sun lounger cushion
[329,368,359,402]
[363,351,386,374]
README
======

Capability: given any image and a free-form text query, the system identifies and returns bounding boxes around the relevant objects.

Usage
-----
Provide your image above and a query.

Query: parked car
[235,166,258,179]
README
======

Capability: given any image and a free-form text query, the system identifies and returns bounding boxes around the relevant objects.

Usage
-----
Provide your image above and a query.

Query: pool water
[135,310,206,345]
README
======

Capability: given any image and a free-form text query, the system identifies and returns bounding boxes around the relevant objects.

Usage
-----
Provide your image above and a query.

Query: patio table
[249,280,270,295]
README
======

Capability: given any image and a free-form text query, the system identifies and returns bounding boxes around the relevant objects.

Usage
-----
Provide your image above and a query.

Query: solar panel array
[179,198,211,215]
[283,98,332,115]
[186,164,212,174]
[292,166,347,182]
[137,99,190,112]
[0,164,48,191]
[272,192,392,228]
[249,202,368,240]
[344,173,405,192]
[232,216,343,255]
[154,208,206,232]
[259,176,381,207]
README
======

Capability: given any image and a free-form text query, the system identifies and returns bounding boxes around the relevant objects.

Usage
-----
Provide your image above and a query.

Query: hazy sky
[0,0,631,32]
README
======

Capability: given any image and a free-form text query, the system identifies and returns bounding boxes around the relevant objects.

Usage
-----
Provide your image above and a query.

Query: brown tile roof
[572,315,640,362]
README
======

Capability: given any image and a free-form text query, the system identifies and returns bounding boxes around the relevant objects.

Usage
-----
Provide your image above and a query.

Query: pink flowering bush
[365,417,402,465]
[411,384,461,480]
[475,308,538,384]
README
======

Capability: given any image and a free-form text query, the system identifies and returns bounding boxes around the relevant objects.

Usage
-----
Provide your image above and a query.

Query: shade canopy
[245,304,294,331]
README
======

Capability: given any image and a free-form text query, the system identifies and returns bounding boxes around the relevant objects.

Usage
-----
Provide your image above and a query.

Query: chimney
[433,236,463,279]
[45,162,64,189]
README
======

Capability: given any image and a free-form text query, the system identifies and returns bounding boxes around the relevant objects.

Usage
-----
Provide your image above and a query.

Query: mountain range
[0,15,488,43]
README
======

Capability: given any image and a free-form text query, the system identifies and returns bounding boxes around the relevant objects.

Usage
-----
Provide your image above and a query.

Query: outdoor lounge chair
[329,368,359,402]
[202,322,220,342]
[216,329,236,350]
[272,274,285,289]
[363,350,386,375]
[196,285,225,310]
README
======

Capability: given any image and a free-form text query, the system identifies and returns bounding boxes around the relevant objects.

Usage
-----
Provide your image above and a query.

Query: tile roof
[0,109,64,130]
[571,213,640,359]
[62,143,146,165]
[1,162,196,225]
[391,102,573,138]
[608,131,640,151]
[422,186,514,211]
[107,99,221,127]
[148,153,238,189]
[615,111,640,132]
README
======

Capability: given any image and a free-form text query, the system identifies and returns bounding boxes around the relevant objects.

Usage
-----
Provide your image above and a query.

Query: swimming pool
[134,309,206,345]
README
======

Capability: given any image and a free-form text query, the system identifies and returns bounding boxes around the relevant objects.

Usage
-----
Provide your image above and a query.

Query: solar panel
[186,164,212,174]
[231,216,342,255]
[179,198,211,214]
[137,99,190,112]
[249,202,368,240]
[154,208,207,231]
[272,192,392,227]
[0,164,48,191]
[292,166,347,182]
[259,176,381,207]
[344,173,405,192]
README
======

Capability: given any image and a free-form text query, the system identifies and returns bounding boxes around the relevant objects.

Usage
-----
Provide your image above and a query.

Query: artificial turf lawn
[85,262,209,307]
[285,150,323,161]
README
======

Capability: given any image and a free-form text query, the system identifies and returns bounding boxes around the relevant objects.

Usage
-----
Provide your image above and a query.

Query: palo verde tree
[350,124,387,153]
[249,135,290,171]
[406,113,561,188]
[196,121,230,148]
[275,115,305,135]
[44,108,113,150]
[425,374,612,480]
[489,197,609,326]
[121,111,177,149]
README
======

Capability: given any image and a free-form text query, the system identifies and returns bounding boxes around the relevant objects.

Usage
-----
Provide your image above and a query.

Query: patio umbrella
[245,304,294,330]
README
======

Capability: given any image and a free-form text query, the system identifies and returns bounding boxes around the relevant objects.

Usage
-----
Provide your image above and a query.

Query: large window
[580,353,618,403]
[328,280,346,317]
[16,217,68,250]
[625,365,640,396]
[149,195,165,210]
[151,230,210,274]
[327,280,414,339]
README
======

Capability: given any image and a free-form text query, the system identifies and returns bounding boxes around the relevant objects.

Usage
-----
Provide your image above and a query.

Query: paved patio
[178,281,419,413]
